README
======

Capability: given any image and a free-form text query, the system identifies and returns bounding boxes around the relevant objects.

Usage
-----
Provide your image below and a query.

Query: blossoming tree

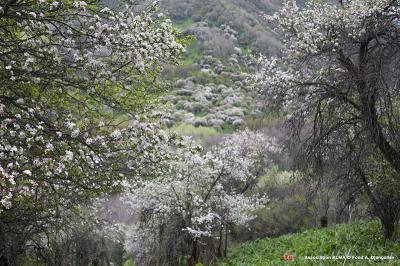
[0,0,184,263]
[120,130,280,265]
[258,0,400,240]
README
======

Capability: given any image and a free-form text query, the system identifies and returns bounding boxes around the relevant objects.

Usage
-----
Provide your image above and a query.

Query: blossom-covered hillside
[155,0,284,131]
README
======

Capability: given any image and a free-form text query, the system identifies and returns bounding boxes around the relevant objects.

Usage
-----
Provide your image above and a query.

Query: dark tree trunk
[382,219,396,242]
[339,38,400,178]
[358,168,399,242]
[355,40,400,177]
[360,92,400,176]
[379,206,398,242]
[224,224,228,258]
[217,225,224,257]
[0,228,19,266]
[0,257,8,266]
[187,241,199,266]
[320,216,328,228]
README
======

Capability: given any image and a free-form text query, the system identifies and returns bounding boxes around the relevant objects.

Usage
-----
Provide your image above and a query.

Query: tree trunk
[354,40,400,177]
[382,220,396,242]
[187,241,199,266]
[0,256,9,266]
[224,224,228,258]
[217,225,224,257]
[320,216,328,228]
[358,168,399,242]
[0,227,18,266]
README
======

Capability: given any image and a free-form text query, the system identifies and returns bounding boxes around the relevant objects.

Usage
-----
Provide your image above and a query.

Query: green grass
[181,44,202,65]
[172,123,219,140]
[220,220,400,265]
[221,122,235,134]
[194,111,207,117]
[173,17,194,32]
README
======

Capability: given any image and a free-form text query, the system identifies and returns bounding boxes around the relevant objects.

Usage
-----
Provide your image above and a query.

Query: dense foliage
[221,220,400,266]
[0,0,184,264]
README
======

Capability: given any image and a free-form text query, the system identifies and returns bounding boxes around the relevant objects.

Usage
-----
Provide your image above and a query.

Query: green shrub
[250,195,314,238]
[258,165,293,186]
[194,111,207,117]
[123,258,136,266]
[17,255,45,266]
[240,113,284,131]
[221,122,235,134]
[172,123,219,140]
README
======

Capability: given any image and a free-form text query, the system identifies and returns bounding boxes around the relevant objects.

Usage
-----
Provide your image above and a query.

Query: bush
[123,259,136,266]
[221,122,235,134]
[172,123,219,140]
[251,195,314,237]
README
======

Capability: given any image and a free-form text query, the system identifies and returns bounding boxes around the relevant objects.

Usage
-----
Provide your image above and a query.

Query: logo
[281,251,296,261]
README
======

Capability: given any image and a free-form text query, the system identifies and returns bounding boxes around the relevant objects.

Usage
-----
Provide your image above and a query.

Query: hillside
[220,220,400,265]
[160,0,282,55]
[157,0,283,132]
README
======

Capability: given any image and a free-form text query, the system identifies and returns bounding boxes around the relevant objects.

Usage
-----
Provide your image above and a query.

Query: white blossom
[22,170,32,176]
[119,129,277,259]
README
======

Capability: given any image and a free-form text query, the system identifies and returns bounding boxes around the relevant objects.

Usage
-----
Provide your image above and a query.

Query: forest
[0,0,400,265]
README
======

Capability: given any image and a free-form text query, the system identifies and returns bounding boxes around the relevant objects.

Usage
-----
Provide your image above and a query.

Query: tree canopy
[258,0,400,240]
[0,0,185,263]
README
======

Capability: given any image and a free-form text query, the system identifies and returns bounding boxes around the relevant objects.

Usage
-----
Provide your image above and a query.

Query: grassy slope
[220,220,400,265]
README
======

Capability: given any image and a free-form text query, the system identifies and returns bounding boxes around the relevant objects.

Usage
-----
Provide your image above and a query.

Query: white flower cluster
[0,98,183,212]
[267,0,397,59]
[257,0,399,118]
[0,0,185,212]
[0,0,183,93]
[119,129,278,257]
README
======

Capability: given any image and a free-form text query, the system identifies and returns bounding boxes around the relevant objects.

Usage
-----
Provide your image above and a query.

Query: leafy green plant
[220,220,400,265]
[221,122,235,134]
[195,111,208,117]
[123,259,136,266]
